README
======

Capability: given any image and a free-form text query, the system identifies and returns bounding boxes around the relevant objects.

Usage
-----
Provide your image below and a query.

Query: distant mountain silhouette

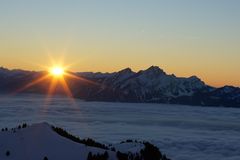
[0,66,240,107]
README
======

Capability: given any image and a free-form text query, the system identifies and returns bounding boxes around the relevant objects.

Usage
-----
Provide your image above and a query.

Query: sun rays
[12,60,97,107]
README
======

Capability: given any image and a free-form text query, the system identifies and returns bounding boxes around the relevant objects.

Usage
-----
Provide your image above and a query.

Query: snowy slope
[0,123,114,160]
[0,123,169,160]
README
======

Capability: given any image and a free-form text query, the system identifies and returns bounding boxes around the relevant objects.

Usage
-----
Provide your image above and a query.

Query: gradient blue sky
[0,0,239,87]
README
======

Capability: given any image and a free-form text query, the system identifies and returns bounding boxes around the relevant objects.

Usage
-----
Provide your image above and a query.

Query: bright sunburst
[13,57,98,107]
[50,67,64,77]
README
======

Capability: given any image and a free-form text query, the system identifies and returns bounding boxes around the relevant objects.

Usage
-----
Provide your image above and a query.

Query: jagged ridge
[0,66,240,107]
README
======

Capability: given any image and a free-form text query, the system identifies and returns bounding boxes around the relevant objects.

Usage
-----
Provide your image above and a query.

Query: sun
[14,60,97,105]
[50,67,65,77]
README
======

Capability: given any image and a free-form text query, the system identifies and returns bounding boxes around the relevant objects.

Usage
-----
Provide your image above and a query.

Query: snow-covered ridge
[76,66,240,107]
[78,66,208,97]
[0,66,240,107]
[0,122,170,160]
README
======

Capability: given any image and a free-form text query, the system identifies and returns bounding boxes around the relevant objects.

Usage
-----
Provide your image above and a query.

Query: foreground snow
[0,122,168,160]
[0,123,110,160]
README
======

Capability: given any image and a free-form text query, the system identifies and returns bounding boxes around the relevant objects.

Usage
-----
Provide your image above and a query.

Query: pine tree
[6,150,10,156]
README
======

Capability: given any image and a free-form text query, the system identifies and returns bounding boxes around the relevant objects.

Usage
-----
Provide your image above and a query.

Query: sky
[0,0,239,87]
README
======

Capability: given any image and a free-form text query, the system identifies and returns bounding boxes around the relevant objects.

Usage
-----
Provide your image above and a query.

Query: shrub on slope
[52,126,109,150]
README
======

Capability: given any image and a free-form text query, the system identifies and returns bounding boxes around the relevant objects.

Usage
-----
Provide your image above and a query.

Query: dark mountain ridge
[0,66,240,107]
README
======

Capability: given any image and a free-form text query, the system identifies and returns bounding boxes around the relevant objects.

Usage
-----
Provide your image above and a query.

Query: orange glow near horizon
[12,60,97,106]
[1,1,240,88]
[7,64,240,88]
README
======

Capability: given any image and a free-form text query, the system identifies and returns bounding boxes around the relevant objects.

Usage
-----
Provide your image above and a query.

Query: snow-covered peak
[0,67,33,79]
[118,68,135,75]
[218,85,237,93]
[0,67,9,72]
[184,76,205,88]
[78,72,115,79]
[106,66,210,99]
[140,66,166,76]
[188,75,201,81]
[108,68,135,85]
[0,67,12,76]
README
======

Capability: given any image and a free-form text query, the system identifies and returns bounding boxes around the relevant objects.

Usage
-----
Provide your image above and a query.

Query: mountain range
[0,66,240,107]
